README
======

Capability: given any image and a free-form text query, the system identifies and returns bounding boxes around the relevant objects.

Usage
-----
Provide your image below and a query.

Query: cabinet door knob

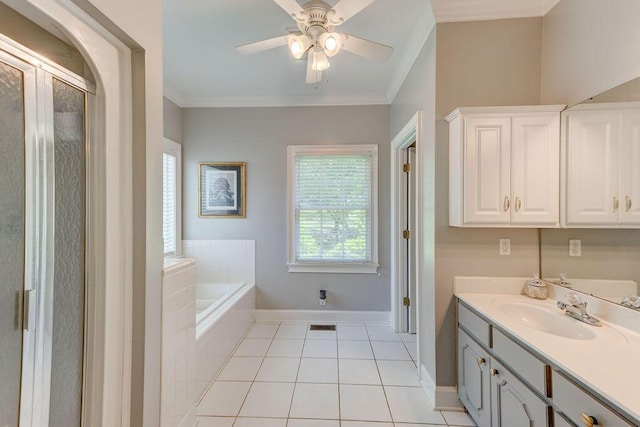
[613,196,620,212]
[477,357,485,365]
[503,196,510,212]
[626,196,632,212]
[490,368,498,376]
[580,413,599,426]
[515,197,522,212]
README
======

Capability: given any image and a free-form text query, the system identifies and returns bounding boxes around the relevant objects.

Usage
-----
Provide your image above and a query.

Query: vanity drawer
[458,303,491,347]
[492,329,547,396]
[552,371,634,426]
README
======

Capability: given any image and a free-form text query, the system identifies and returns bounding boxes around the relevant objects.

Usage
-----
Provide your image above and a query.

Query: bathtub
[195,282,255,398]
[196,282,243,324]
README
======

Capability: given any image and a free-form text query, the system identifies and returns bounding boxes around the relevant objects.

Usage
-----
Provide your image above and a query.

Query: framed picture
[199,162,246,218]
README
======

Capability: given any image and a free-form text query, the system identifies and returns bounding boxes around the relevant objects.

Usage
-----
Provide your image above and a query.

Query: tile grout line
[230,321,280,426]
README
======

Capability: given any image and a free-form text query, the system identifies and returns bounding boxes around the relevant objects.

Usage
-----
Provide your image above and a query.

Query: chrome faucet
[557,292,602,327]
[621,295,640,310]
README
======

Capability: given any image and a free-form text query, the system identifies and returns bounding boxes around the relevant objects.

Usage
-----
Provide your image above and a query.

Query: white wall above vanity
[454,276,640,427]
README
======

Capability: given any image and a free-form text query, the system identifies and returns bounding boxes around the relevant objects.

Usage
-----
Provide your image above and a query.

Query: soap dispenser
[523,274,548,300]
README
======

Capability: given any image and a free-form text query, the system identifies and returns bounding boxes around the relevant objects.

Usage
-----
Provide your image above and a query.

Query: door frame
[2,1,135,425]
[390,111,423,333]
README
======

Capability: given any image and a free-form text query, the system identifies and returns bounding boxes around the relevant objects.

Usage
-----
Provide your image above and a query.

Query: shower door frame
[0,35,94,426]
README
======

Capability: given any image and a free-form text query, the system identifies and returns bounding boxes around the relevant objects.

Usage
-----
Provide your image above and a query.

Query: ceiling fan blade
[236,35,288,55]
[306,56,322,84]
[273,0,306,21]
[341,34,393,62]
[329,0,375,25]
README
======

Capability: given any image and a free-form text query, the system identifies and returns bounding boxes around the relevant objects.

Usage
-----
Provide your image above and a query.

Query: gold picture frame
[198,162,246,218]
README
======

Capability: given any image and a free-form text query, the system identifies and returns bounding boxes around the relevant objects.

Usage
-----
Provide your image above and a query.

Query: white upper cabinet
[448,106,564,228]
[562,103,640,228]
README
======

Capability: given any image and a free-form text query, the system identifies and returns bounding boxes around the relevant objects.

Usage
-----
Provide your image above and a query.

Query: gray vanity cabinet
[458,329,491,427]
[457,303,549,427]
[490,358,549,426]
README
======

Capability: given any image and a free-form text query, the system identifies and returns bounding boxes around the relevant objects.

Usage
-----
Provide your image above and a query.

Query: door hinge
[403,297,411,307]
[403,230,410,239]
[403,163,411,173]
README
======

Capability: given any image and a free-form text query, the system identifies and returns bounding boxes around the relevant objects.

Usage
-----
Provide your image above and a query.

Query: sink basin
[498,302,597,340]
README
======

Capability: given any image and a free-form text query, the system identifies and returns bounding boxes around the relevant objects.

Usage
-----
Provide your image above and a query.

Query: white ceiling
[162,0,562,108]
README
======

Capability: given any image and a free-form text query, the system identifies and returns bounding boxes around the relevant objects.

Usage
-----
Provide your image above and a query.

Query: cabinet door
[490,359,549,427]
[565,111,619,224]
[464,117,511,224]
[619,110,640,225]
[458,329,491,427]
[512,115,560,225]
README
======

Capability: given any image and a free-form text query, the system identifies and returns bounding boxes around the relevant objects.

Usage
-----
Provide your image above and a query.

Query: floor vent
[309,324,336,331]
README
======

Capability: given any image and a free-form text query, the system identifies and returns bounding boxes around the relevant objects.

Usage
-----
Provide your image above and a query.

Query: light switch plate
[569,239,581,257]
[499,239,511,256]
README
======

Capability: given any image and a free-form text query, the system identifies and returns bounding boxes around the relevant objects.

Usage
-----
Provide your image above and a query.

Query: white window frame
[163,138,182,256]
[287,144,379,274]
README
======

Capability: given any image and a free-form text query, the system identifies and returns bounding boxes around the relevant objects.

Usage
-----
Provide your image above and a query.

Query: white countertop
[455,278,640,423]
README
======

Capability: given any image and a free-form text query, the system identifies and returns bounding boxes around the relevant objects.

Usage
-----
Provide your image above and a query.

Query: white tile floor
[197,322,476,427]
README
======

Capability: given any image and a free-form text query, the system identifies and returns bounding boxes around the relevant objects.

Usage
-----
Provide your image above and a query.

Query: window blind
[163,152,177,255]
[294,152,372,262]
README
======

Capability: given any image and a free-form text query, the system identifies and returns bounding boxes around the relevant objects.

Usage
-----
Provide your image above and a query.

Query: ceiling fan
[236,0,394,84]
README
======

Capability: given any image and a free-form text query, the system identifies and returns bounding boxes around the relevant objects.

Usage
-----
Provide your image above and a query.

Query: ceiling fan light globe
[287,34,310,59]
[310,47,330,71]
[320,32,342,57]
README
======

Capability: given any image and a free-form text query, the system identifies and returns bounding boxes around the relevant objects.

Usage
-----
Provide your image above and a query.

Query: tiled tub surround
[195,283,255,400]
[183,240,255,285]
[454,276,640,424]
[162,258,197,427]
[196,322,476,427]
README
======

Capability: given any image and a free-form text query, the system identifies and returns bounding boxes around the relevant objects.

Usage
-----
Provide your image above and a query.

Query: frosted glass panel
[49,78,85,427]
[0,60,25,427]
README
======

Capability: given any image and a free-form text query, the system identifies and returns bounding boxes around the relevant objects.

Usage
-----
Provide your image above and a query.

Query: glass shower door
[0,39,89,426]
[0,53,27,427]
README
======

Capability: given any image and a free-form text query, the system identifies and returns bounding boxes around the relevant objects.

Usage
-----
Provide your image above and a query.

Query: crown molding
[386,4,436,104]
[431,0,562,23]
[163,83,186,107]
[175,92,391,108]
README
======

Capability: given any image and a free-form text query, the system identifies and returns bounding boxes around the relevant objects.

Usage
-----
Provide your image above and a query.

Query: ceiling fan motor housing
[296,0,336,42]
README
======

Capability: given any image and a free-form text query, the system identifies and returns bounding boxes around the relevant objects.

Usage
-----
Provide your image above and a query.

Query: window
[287,144,379,273]
[163,138,182,256]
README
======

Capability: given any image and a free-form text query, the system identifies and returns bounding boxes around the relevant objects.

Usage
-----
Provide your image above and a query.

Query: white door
[565,111,620,225]
[619,110,640,225]
[511,114,560,225]
[464,117,512,224]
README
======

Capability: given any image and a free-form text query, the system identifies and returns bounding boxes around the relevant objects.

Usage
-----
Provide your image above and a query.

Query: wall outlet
[319,289,327,306]
[569,239,581,257]
[499,239,511,256]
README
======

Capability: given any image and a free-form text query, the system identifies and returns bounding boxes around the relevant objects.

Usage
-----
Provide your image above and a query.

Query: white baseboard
[420,364,437,407]
[255,309,390,324]
[420,364,464,411]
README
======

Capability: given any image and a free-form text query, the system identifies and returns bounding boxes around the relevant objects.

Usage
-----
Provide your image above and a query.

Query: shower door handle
[23,289,35,331]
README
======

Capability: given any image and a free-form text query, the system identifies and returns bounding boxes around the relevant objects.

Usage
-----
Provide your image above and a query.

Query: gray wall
[182,105,391,311]
[163,96,182,143]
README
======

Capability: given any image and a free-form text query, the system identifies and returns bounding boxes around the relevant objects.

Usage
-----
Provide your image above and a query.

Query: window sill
[287,263,379,274]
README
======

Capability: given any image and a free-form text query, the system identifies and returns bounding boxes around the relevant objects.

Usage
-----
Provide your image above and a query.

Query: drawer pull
[477,357,485,365]
[580,413,599,427]
[613,196,620,212]
[626,196,632,212]
[504,196,510,212]
[515,196,522,212]
[490,368,499,376]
